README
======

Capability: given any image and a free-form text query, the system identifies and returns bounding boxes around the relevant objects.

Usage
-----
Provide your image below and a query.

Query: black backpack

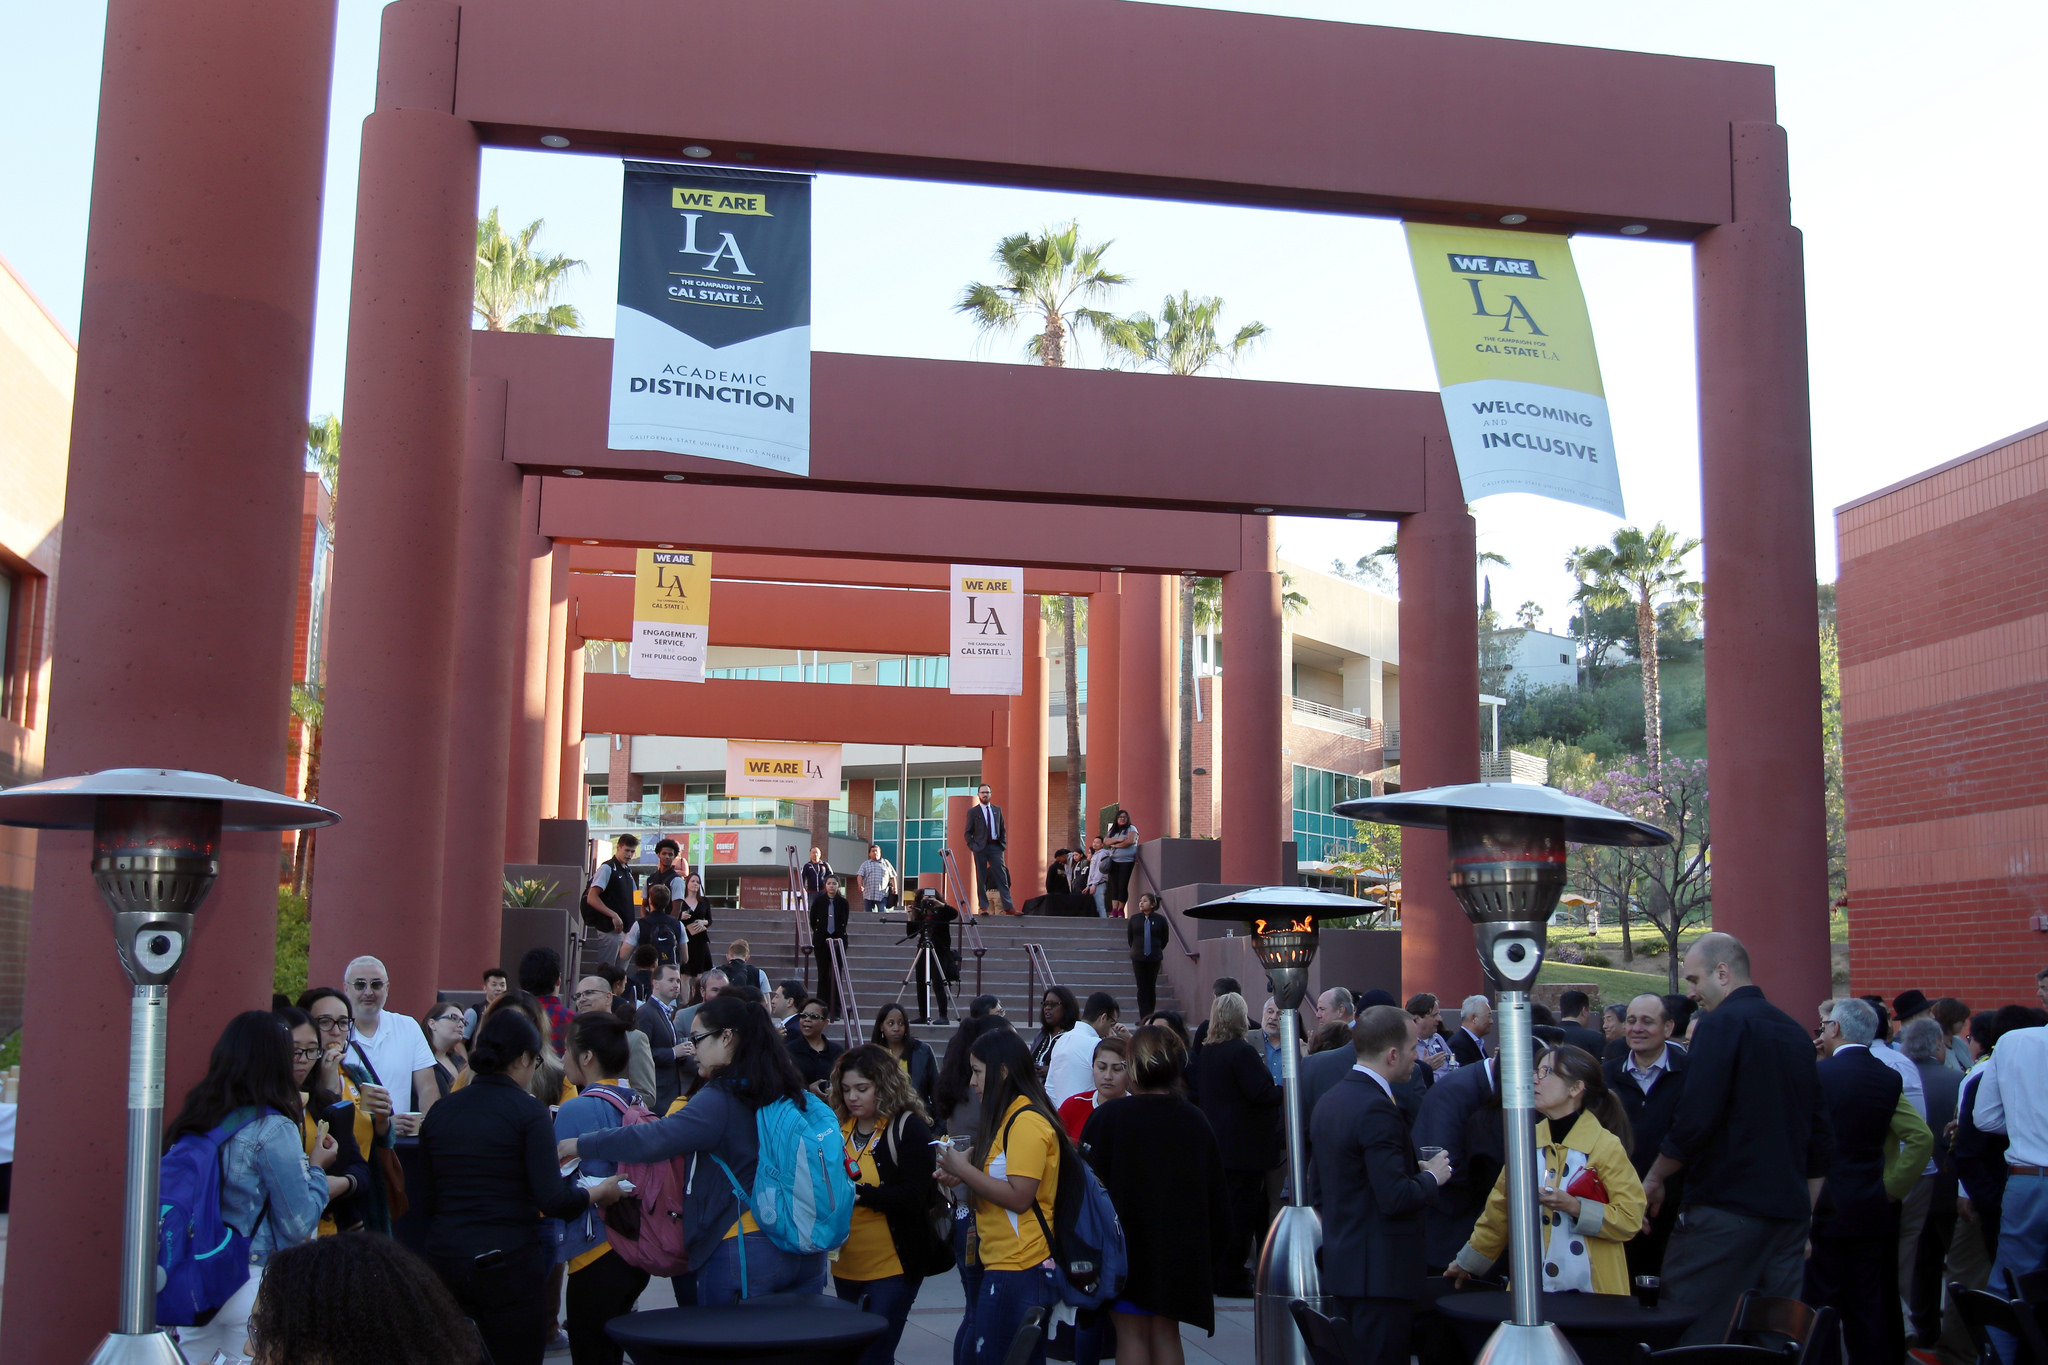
[638,912,684,968]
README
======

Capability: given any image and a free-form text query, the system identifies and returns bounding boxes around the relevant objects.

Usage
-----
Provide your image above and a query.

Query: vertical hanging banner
[725,740,843,800]
[629,548,712,682]
[1404,223,1624,516]
[610,162,812,474]
[949,565,1023,696]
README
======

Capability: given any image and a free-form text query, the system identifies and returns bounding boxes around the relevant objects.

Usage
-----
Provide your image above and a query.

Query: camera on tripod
[896,890,960,1024]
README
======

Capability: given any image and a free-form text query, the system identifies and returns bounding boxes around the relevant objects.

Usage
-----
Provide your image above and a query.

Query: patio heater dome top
[0,767,339,831]
[1335,782,1671,849]
[1182,884,1384,921]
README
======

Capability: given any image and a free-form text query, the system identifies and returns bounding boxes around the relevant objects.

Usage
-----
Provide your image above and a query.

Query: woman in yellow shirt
[935,1029,1064,1365]
[831,1044,953,1365]
[1448,1045,1645,1296]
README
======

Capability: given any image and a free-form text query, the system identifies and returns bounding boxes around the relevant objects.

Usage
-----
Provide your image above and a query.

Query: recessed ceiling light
[658,543,674,549]
[1109,566,1126,573]
[540,134,570,148]
[734,151,755,161]
[1498,213,1528,225]
[1620,224,1650,236]
[582,539,599,545]
[682,145,713,158]
[663,473,685,481]
[1346,512,1367,519]
[1252,506,1274,514]
[562,468,584,476]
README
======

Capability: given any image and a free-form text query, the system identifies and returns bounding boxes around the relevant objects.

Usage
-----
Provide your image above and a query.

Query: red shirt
[1057,1091,1101,1144]
[538,993,572,1054]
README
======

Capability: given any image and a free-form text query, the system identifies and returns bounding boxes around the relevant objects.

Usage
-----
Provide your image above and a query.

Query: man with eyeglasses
[344,954,439,1121]
[635,963,690,1112]
[576,974,658,1107]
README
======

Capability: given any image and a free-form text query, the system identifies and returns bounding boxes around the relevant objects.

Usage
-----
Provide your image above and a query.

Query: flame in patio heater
[1252,917,1317,937]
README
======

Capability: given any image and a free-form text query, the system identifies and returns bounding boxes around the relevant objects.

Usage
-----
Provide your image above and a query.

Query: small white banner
[949,564,1023,696]
[628,548,710,683]
[725,740,842,800]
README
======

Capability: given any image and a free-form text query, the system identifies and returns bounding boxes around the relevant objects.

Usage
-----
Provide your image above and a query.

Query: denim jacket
[218,1109,332,1264]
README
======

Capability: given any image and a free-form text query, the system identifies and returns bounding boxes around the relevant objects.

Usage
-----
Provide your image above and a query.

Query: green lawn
[1537,959,1671,1006]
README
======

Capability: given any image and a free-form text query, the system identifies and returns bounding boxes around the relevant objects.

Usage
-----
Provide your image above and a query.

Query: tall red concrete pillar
[0,0,339,1356]
[505,478,551,862]
[1697,123,1830,1007]
[1397,435,1482,1002]
[438,379,521,987]
[539,542,571,819]
[1086,578,1121,835]
[560,627,588,820]
[1222,517,1286,884]
[310,2,479,1015]
[1015,599,1049,875]
[1118,574,1174,842]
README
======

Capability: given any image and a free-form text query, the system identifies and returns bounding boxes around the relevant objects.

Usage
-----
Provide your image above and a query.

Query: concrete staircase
[703,905,1178,1047]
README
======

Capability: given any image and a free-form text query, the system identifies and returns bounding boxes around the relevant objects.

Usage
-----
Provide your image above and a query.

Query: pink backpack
[587,1087,691,1275]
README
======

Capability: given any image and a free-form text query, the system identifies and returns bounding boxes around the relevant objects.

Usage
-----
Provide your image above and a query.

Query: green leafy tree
[1819,597,1846,904]
[1099,290,1266,376]
[1566,524,1702,771]
[288,414,341,901]
[475,207,586,334]
[955,222,1127,368]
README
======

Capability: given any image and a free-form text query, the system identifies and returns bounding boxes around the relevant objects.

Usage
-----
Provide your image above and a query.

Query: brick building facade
[1836,419,2048,1005]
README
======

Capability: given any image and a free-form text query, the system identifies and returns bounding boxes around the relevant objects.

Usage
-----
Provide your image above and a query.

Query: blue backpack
[156,1107,271,1326]
[1001,1106,1127,1310]
[710,1091,855,1291]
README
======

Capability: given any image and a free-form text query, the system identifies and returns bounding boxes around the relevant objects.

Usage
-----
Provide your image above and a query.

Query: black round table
[1437,1290,1700,1365]
[606,1292,888,1365]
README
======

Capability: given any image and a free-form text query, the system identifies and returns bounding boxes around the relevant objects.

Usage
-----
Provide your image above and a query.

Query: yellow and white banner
[1404,223,1623,516]
[629,548,712,683]
[949,564,1023,696]
[724,740,842,799]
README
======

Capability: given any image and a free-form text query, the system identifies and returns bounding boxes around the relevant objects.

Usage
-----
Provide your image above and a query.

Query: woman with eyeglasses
[789,995,848,1097]
[560,993,832,1304]
[423,1003,469,1100]
[297,987,399,1235]
[873,1002,939,1108]
[166,1011,338,1363]
[1032,985,1080,1078]
[1447,1045,1644,1296]
[276,1005,372,1238]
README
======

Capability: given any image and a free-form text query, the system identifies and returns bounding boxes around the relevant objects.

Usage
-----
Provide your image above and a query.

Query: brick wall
[1836,420,2048,1007]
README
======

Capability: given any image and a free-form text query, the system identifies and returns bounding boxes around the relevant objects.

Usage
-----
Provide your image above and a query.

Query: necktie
[988,806,999,841]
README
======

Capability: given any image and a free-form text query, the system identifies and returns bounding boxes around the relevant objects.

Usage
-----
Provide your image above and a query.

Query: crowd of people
[152,913,2048,1365]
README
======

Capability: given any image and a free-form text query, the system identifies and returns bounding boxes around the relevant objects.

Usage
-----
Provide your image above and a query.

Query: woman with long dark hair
[276,1004,371,1236]
[678,872,716,993]
[422,1001,468,1099]
[1080,1025,1231,1365]
[561,992,831,1304]
[418,1008,624,1365]
[873,1002,939,1107]
[298,986,398,1233]
[1032,985,1080,1076]
[1449,1044,1644,1295]
[168,1011,338,1363]
[247,1232,481,1365]
[934,1028,1066,1365]
[831,1045,952,1365]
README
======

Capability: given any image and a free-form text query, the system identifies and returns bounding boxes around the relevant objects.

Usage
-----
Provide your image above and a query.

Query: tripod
[893,920,953,1024]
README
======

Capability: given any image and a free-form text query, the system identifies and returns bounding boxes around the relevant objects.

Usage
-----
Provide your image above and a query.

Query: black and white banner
[609,163,812,474]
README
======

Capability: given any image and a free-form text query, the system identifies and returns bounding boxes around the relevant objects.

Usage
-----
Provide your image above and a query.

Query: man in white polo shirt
[345,954,440,1125]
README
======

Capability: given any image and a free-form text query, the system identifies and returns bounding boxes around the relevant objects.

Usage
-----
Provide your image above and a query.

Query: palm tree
[1566,524,1703,769]
[474,207,586,333]
[1099,291,1267,376]
[955,222,1128,368]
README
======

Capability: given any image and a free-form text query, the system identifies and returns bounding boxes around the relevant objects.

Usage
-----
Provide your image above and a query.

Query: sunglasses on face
[350,980,387,992]
[800,1012,827,1022]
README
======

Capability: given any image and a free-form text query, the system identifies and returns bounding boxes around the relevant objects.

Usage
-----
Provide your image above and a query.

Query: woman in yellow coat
[1448,1044,1646,1296]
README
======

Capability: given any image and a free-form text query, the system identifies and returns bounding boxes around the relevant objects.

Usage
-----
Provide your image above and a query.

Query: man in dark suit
[1605,992,1689,1279]
[634,962,687,1112]
[1557,990,1607,1057]
[1413,1051,1504,1271]
[1808,997,1934,1365]
[964,783,1012,913]
[1309,1005,1451,1365]
[1448,994,1492,1068]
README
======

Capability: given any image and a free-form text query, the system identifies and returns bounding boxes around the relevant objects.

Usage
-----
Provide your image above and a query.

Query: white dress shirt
[1046,1024,1105,1107]
[1975,1024,2048,1167]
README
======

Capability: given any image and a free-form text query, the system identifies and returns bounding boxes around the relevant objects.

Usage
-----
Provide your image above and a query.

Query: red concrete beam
[582,671,1007,747]
[568,546,1103,596]
[540,476,1252,575]
[454,0,1771,232]
[483,332,1433,518]
[576,575,949,652]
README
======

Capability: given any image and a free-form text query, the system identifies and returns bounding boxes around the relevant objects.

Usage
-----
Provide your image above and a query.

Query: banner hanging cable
[610,162,813,474]
[1403,223,1623,517]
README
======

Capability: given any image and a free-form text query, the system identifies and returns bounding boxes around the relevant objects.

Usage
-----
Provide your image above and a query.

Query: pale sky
[5,1,2044,628]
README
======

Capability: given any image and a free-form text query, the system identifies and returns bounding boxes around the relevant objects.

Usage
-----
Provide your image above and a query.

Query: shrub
[1582,952,1613,969]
